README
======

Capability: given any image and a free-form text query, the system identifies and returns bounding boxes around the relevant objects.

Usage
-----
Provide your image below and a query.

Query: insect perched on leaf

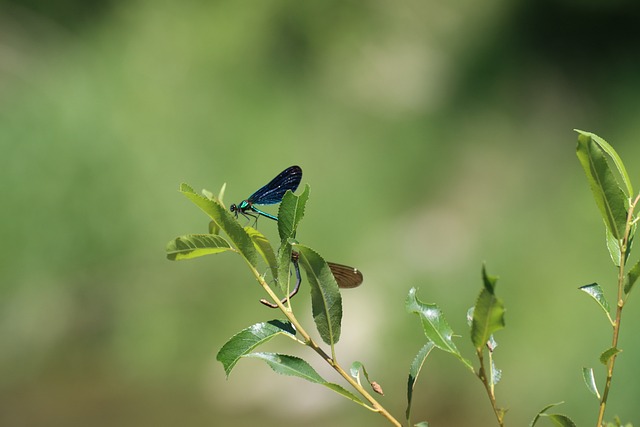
[230,165,302,222]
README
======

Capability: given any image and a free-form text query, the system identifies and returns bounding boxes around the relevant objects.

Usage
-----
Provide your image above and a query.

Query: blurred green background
[2,0,640,426]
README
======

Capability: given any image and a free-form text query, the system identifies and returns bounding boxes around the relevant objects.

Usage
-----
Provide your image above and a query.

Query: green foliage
[216,320,296,377]
[579,283,613,324]
[530,402,577,427]
[575,131,639,426]
[582,367,601,399]
[243,352,367,407]
[406,342,435,424]
[471,266,506,350]
[179,183,257,265]
[405,288,472,370]
[294,243,343,347]
[167,131,640,426]
[575,131,628,240]
[166,234,233,260]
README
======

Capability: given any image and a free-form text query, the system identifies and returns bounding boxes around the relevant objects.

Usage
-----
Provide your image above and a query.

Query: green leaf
[180,183,257,265]
[350,361,384,395]
[295,244,342,346]
[575,130,633,197]
[414,423,429,427]
[243,352,367,407]
[576,132,628,239]
[582,367,600,399]
[579,283,612,323]
[606,227,622,267]
[207,183,227,235]
[166,234,233,260]
[245,227,277,278]
[600,347,621,365]
[471,265,506,350]
[278,184,310,241]
[216,320,296,377]
[543,414,578,427]
[530,402,567,427]
[406,288,473,370]
[625,258,640,295]
[276,240,294,295]
[406,342,435,422]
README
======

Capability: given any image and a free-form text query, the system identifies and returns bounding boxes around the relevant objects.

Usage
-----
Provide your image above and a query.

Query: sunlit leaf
[245,227,277,278]
[579,283,612,323]
[216,320,296,377]
[243,352,367,406]
[278,185,310,241]
[166,234,234,260]
[582,367,600,399]
[471,265,506,350]
[406,288,473,370]
[576,132,628,239]
[406,342,435,422]
[180,183,257,265]
[575,130,633,197]
[295,244,342,346]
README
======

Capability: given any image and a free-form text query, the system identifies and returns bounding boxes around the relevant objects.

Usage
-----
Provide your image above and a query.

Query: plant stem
[476,348,505,427]
[596,194,640,427]
[250,264,403,427]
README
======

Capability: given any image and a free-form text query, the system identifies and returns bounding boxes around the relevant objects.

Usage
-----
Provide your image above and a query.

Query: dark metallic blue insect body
[230,165,302,222]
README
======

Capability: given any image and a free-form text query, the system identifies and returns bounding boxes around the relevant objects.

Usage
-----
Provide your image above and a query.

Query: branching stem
[596,194,640,427]
[249,264,402,427]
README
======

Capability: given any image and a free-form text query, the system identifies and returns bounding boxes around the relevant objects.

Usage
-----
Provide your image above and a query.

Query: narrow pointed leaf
[406,342,435,421]
[576,132,628,239]
[576,130,633,197]
[600,347,621,365]
[471,266,506,350]
[244,352,367,406]
[166,234,233,260]
[579,283,611,322]
[245,227,277,278]
[606,227,622,267]
[406,288,473,370]
[350,361,384,395]
[180,183,257,265]
[276,241,294,295]
[625,258,640,294]
[207,183,227,235]
[295,244,342,345]
[278,184,310,241]
[530,402,566,427]
[542,414,577,427]
[415,423,429,427]
[216,320,296,377]
[582,367,600,399]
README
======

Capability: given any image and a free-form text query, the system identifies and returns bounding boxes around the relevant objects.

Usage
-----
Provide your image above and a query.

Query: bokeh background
[2,1,640,426]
